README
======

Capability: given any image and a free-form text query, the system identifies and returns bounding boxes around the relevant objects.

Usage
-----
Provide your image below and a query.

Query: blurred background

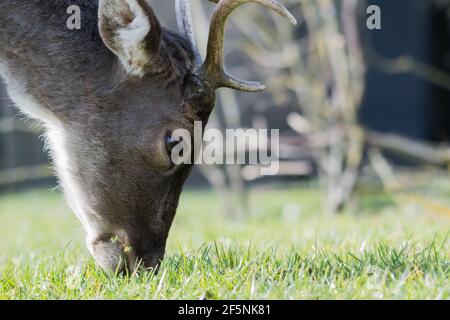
[2,0,450,216]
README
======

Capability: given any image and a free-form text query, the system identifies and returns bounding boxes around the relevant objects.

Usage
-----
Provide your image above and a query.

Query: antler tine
[199,0,297,92]
[175,0,202,67]
[175,0,221,68]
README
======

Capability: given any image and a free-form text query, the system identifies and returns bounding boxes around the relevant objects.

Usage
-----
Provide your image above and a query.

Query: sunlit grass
[0,182,448,299]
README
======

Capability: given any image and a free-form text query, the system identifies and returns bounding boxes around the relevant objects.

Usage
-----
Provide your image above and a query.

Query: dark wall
[360,0,450,142]
[0,81,55,193]
[429,1,450,142]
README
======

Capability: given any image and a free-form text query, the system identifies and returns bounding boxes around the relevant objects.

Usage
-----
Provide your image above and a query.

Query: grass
[0,180,449,299]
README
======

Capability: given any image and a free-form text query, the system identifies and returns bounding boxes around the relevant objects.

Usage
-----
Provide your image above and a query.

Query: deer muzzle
[89,231,165,274]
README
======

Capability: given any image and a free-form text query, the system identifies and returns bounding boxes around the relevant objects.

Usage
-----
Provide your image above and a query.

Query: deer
[0,0,296,273]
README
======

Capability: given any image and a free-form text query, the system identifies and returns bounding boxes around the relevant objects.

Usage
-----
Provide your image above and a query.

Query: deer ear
[98,0,162,77]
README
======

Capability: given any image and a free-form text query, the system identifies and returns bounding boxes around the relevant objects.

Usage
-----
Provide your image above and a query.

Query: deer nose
[140,250,165,272]
[130,233,167,271]
[89,232,166,274]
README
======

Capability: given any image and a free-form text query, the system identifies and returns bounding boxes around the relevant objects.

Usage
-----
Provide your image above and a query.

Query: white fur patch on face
[3,81,104,242]
[1,64,100,239]
[0,62,60,129]
[7,89,61,129]
[0,60,109,247]
[45,127,97,236]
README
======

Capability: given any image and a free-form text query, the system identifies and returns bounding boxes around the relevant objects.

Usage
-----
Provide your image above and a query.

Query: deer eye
[165,134,180,155]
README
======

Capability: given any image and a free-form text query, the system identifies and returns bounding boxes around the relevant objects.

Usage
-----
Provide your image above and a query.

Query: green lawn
[0,182,448,299]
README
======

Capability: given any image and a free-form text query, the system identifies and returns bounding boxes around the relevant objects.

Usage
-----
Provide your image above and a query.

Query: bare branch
[366,130,450,165]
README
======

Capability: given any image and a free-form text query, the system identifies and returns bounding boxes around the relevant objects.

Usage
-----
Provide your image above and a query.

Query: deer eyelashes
[165,133,180,156]
[98,0,162,77]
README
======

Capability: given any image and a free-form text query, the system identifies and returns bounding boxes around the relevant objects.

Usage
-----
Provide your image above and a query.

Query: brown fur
[0,0,215,272]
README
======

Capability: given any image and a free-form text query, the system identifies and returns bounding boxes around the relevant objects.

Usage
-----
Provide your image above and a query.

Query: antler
[175,0,297,92]
[175,0,203,68]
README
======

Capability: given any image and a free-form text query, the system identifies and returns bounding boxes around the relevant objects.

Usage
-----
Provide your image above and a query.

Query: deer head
[0,0,295,273]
